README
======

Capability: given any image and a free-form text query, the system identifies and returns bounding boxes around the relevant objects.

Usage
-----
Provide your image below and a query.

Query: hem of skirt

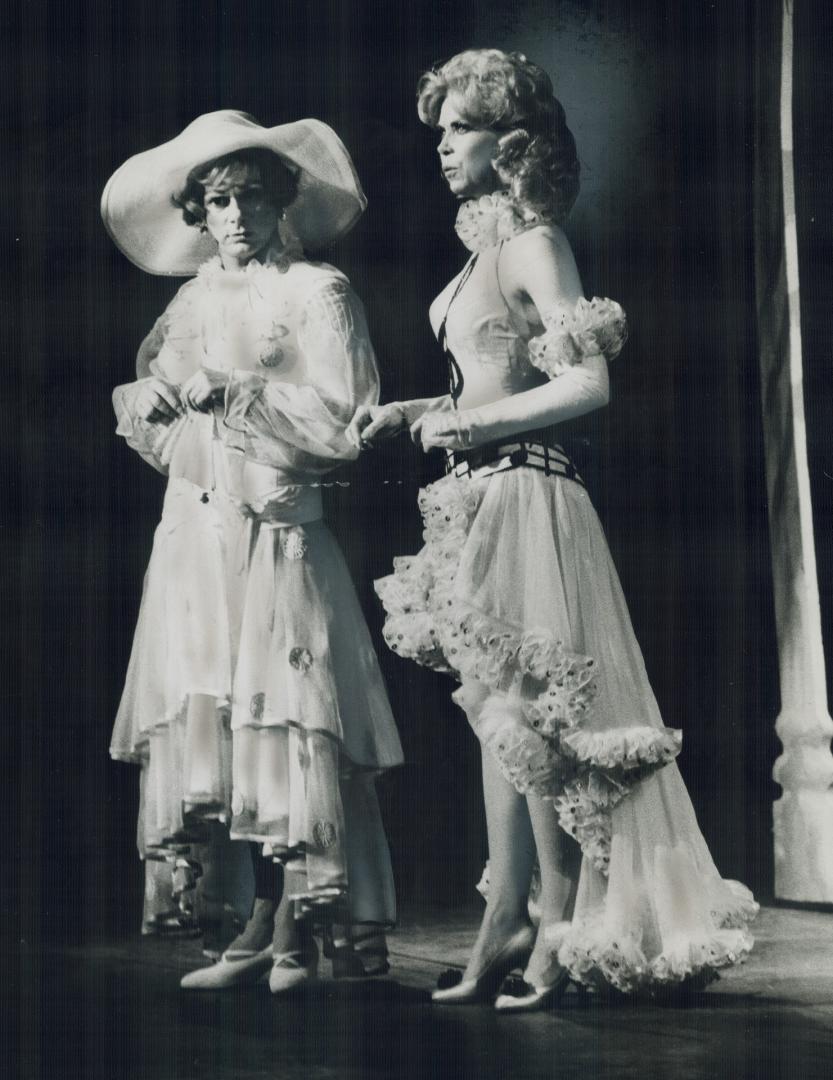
[551,923,756,993]
[111,690,233,763]
[182,798,230,824]
[374,470,681,875]
[230,716,404,775]
[110,748,144,764]
[229,830,290,844]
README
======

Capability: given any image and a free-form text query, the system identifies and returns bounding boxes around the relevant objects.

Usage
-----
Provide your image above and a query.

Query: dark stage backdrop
[12,0,782,946]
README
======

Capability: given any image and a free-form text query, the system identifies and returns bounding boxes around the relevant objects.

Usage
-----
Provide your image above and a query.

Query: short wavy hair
[172,148,299,228]
[417,49,579,223]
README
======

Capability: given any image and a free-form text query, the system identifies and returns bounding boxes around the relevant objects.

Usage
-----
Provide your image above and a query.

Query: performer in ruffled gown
[349,49,757,1010]
[105,111,402,989]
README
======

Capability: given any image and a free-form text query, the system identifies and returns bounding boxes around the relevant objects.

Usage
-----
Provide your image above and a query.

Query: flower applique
[281,529,308,560]
[312,820,337,849]
[289,646,314,672]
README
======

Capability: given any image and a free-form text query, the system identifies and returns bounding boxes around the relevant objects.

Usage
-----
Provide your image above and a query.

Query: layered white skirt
[228,516,402,919]
[112,477,402,926]
[376,465,757,990]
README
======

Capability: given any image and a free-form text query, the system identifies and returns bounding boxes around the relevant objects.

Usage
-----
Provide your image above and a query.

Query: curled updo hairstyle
[417,49,579,223]
[172,147,299,228]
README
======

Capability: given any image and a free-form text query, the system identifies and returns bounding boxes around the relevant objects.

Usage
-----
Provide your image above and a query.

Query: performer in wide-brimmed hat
[106,110,402,991]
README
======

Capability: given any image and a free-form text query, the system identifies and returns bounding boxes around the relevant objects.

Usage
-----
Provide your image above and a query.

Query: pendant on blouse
[257,321,290,367]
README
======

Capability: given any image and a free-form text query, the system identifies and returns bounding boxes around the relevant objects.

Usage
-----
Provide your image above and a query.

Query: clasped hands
[135,369,229,424]
[346,403,474,452]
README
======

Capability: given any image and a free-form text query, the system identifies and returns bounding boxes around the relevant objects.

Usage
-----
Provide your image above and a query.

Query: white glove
[412,357,609,453]
[347,395,452,449]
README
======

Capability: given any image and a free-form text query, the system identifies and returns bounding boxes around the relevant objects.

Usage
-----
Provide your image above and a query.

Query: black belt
[446,429,584,486]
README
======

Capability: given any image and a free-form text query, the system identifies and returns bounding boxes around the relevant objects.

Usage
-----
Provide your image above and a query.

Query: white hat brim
[101,110,366,276]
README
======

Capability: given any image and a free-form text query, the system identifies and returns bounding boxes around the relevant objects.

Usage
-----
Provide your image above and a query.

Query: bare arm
[414,227,624,451]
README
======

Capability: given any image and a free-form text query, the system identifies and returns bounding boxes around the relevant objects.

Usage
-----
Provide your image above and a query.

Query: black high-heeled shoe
[431,926,535,1004]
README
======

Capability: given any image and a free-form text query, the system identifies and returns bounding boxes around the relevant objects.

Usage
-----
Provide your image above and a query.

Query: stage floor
[11,905,833,1080]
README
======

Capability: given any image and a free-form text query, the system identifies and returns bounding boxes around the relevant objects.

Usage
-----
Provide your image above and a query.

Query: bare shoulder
[499,223,581,307]
[502,222,574,265]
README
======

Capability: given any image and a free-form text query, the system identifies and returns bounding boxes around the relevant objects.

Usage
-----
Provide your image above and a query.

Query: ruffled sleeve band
[529,296,628,379]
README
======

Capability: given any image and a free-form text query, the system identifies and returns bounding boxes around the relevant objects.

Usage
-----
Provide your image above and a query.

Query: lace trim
[158,242,304,376]
[711,888,761,930]
[454,190,548,253]
[528,297,628,378]
[548,916,755,993]
[468,691,572,797]
[561,725,682,771]
[194,238,303,285]
[374,471,682,872]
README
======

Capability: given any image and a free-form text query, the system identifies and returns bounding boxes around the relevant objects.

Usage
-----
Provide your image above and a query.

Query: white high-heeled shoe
[431,926,535,1005]
[180,946,273,990]
[494,967,571,1012]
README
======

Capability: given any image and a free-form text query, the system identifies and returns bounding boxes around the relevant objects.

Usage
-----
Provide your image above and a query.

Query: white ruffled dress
[375,193,757,990]
[111,246,403,925]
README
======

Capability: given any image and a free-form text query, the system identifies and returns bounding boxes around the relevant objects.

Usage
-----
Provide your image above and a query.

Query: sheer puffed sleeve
[223,276,380,475]
[135,315,167,379]
[112,309,188,475]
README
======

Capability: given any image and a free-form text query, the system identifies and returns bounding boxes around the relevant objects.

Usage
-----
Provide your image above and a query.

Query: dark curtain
[11,1,783,948]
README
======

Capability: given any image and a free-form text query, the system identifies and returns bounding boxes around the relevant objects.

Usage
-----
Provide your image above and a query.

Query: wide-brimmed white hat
[101,110,366,275]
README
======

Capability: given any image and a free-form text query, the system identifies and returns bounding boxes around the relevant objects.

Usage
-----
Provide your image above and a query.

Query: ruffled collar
[454,190,548,253]
[196,233,304,285]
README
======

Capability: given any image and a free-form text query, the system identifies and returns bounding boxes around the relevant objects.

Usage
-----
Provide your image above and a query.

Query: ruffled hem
[552,728,683,873]
[476,854,758,994]
[548,912,755,993]
[528,297,628,378]
[710,881,761,929]
[374,471,681,874]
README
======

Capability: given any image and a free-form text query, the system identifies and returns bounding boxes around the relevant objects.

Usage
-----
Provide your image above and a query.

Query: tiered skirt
[111,477,402,929]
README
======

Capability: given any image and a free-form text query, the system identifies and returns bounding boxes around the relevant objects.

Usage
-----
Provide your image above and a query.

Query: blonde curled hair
[417,49,579,223]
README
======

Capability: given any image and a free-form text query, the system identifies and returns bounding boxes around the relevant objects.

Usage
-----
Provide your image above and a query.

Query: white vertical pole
[768,0,833,902]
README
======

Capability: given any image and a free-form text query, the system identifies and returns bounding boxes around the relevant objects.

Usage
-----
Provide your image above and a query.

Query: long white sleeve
[222,278,380,475]
[451,355,609,447]
[112,288,190,473]
[419,295,626,451]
